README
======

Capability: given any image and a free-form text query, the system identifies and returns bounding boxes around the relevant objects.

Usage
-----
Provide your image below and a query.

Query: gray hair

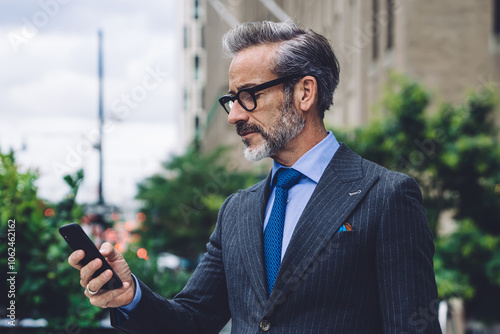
[222,21,340,119]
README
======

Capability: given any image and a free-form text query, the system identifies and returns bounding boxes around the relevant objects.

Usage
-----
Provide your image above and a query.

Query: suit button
[259,319,271,331]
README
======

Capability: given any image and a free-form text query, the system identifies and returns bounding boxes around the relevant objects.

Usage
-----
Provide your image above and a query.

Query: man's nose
[227,100,250,125]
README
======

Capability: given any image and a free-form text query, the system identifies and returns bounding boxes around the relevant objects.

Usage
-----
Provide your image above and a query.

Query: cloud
[0,116,179,206]
[7,68,96,119]
[0,0,182,208]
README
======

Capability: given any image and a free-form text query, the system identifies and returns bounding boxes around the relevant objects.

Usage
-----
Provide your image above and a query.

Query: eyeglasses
[218,74,300,114]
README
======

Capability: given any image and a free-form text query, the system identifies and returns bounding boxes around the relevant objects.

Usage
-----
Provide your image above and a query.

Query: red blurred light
[136,212,146,223]
[137,248,148,260]
[115,243,124,253]
[44,208,54,217]
[110,212,120,222]
[124,221,135,232]
[104,229,117,243]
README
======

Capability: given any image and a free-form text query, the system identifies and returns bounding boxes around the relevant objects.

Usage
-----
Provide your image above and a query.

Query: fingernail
[104,270,111,278]
[78,250,84,257]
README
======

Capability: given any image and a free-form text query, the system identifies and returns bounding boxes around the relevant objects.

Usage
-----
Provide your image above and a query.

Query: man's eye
[240,92,253,102]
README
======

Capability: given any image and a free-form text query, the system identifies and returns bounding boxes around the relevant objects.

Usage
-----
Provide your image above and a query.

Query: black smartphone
[59,223,123,290]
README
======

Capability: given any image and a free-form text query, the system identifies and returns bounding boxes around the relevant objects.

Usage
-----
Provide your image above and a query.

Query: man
[69,21,442,333]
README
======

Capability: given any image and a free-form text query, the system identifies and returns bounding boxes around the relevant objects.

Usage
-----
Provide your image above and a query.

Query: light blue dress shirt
[263,131,340,259]
[118,274,141,317]
[119,131,340,315]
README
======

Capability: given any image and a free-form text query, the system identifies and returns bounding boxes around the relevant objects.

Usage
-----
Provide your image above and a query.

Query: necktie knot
[275,168,302,190]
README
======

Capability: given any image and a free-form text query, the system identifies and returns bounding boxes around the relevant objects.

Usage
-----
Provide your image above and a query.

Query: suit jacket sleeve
[109,195,234,334]
[376,175,442,333]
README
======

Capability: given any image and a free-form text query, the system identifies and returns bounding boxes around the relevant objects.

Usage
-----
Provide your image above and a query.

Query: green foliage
[430,85,500,233]
[123,246,191,299]
[0,150,103,329]
[331,73,500,322]
[0,142,259,330]
[135,144,260,259]
[338,74,431,176]
[435,219,500,322]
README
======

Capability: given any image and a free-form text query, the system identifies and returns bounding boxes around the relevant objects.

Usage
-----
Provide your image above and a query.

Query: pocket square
[337,222,353,232]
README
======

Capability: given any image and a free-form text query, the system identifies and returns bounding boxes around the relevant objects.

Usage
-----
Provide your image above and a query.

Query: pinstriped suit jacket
[110,144,442,333]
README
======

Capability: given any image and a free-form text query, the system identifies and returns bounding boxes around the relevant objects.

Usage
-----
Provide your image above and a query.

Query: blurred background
[1,0,499,333]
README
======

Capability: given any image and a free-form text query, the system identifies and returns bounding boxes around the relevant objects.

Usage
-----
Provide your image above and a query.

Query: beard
[236,97,305,161]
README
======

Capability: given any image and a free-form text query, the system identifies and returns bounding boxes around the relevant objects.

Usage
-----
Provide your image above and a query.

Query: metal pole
[98,30,104,205]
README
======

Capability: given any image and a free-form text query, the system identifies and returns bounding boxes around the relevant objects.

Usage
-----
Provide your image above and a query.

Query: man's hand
[68,242,136,308]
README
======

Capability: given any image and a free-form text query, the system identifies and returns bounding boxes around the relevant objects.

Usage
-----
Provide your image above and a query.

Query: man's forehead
[230,43,278,68]
[228,44,278,89]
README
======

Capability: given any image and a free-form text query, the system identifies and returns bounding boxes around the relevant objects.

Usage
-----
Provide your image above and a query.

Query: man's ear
[296,75,318,113]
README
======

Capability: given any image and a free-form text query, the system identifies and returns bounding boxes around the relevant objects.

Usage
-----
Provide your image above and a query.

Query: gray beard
[243,100,305,161]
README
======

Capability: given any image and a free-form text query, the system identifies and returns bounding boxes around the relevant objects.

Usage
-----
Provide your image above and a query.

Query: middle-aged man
[69,21,442,333]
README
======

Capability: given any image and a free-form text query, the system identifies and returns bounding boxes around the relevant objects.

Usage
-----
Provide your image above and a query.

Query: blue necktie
[264,168,302,296]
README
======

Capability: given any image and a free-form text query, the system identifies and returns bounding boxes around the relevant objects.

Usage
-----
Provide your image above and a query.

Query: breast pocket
[329,230,361,248]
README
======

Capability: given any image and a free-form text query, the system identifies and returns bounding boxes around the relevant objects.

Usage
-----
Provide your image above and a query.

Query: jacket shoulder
[360,156,422,203]
[338,143,415,186]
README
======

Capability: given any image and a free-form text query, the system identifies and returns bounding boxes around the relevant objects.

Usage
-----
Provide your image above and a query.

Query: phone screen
[59,223,123,290]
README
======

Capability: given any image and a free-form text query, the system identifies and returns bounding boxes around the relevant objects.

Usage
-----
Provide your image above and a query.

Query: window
[194,0,199,20]
[387,0,394,49]
[372,0,379,60]
[494,0,500,36]
[194,55,200,80]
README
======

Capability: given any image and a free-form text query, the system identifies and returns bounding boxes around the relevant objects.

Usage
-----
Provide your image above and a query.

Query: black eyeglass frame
[218,74,302,114]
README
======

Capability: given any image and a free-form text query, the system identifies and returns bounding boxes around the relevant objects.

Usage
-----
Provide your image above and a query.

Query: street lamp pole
[97,29,104,206]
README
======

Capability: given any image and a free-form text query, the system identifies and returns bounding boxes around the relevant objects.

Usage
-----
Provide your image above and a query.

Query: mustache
[236,123,265,137]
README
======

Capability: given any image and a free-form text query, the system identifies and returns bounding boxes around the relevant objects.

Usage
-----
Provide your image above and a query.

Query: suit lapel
[267,144,380,307]
[236,174,272,307]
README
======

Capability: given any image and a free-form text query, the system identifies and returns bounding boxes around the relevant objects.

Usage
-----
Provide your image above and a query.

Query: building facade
[179,0,500,167]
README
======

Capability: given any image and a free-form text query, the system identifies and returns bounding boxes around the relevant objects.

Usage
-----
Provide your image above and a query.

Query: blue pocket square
[337,222,353,232]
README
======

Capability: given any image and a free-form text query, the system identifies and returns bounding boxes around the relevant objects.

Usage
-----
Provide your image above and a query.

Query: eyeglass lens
[224,90,255,113]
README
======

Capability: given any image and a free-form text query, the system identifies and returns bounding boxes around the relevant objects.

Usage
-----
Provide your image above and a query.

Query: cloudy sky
[0,0,181,212]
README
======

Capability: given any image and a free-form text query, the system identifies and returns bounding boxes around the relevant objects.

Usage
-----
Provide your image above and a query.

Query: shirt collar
[271,131,340,187]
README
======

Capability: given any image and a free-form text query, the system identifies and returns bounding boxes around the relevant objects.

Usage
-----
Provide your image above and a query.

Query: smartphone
[59,223,123,290]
